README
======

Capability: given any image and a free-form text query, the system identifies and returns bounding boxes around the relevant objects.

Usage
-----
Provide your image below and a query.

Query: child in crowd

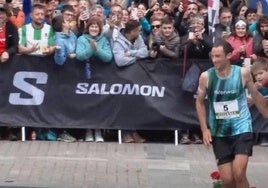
[251,57,268,146]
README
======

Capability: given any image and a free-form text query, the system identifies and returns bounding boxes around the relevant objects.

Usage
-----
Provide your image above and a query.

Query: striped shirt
[19,23,54,56]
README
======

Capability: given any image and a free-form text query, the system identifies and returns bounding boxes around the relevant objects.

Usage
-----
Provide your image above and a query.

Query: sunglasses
[152,25,161,29]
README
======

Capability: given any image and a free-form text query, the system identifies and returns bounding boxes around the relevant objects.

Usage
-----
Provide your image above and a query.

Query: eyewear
[152,25,161,29]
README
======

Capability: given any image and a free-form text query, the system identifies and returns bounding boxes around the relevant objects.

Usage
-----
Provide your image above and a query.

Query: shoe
[123,134,135,143]
[180,137,191,144]
[132,132,146,143]
[85,129,94,142]
[193,134,203,144]
[259,136,268,147]
[94,130,104,143]
[193,138,203,144]
[7,131,18,141]
[57,131,76,142]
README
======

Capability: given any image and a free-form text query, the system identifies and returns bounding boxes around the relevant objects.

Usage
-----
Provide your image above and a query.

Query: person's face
[62,19,72,31]
[235,26,247,37]
[190,21,204,32]
[67,0,79,15]
[219,12,232,26]
[88,23,100,37]
[78,0,89,13]
[259,23,268,36]
[161,23,174,37]
[152,8,165,19]
[138,4,146,14]
[253,69,268,84]
[48,0,59,9]
[31,8,46,25]
[186,4,198,17]
[110,6,123,25]
[130,26,141,41]
[121,10,129,24]
[239,6,247,18]
[246,13,257,25]
[211,46,231,70]
[151,20,161,35]
[199,8,208,18]
[63,10,75,22]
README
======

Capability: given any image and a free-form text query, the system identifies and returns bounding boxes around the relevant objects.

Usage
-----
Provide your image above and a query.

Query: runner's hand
[202,129,212,147]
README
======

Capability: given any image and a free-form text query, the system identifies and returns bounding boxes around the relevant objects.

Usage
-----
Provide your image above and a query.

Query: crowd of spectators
[0,0,267,144]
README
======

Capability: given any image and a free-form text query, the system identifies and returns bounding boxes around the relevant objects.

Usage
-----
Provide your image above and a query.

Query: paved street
[0,141,267,188]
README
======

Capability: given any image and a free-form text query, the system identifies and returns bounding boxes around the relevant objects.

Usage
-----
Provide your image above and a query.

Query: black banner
[0,55,267,132]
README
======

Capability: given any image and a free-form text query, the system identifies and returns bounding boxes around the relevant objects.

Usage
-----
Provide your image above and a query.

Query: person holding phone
[180,13,212,59]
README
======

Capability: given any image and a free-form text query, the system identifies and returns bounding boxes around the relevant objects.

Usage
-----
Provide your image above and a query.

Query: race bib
[213,100,239,119]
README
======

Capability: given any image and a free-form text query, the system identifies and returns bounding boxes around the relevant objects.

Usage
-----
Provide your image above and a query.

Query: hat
[235,20,247,27]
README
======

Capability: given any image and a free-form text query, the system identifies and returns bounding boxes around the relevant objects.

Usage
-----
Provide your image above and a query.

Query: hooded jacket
[113,30,148,67]
[54,31,77,65]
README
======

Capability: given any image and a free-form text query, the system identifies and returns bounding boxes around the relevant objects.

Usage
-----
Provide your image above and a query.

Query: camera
[152,42,160,52]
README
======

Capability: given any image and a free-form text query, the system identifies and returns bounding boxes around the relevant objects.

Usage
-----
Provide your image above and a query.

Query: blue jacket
[54,31,77,65]
[76,34,112,63]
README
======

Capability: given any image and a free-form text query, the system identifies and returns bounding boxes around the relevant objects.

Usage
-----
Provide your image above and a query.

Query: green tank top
[207,65,252,137]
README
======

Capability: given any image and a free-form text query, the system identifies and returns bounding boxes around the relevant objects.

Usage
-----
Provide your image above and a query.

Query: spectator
[214,7,234,42]
[104,4,124,47]
[113,20,147,143]
[180,13,212,59]
[149,16,180,59]
[251,57,268,146]
[113,20,148,67]
[148,17,161,49]
[51,14,77,65]
[254,15,268,57]
[227,19,255,66]
[0,4,20,140]
[121,9,130,26]
[136,3,151,42]
[174,2,199,37]
[0,4,18,63]
[7,0,25,28]
[18,4,56,56]
[76,17,112,142]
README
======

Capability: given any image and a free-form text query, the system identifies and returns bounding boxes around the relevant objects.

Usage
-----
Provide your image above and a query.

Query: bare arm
[196,71,212,147]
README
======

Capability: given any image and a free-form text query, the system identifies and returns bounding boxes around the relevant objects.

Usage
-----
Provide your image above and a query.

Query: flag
[208,0,220,41]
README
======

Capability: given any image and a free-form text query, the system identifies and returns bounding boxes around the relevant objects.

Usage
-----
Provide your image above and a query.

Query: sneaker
[95,130,104,143]
[180,137,191,144]
[193,138,203,144]
[57,131,76,142]
[7,132,18,141]
[123,134,135,143]
[259,136,268,147]
[85,129,94,142]
[192,134,203,144]
[132,132,146,143]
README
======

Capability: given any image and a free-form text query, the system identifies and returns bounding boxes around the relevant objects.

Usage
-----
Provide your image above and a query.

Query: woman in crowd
[76,17,112,142]
[227,19,255,66]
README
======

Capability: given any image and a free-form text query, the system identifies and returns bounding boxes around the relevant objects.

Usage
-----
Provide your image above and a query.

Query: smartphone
[82,7,89,20]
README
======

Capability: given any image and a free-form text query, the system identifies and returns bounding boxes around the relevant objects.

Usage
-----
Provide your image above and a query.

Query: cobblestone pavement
[0,141,267,188]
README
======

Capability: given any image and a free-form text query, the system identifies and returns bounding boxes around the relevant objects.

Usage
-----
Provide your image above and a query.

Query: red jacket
[227,36,255,62]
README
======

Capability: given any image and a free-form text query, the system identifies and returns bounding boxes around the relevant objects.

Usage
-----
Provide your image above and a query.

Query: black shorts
[212,132,253,166]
